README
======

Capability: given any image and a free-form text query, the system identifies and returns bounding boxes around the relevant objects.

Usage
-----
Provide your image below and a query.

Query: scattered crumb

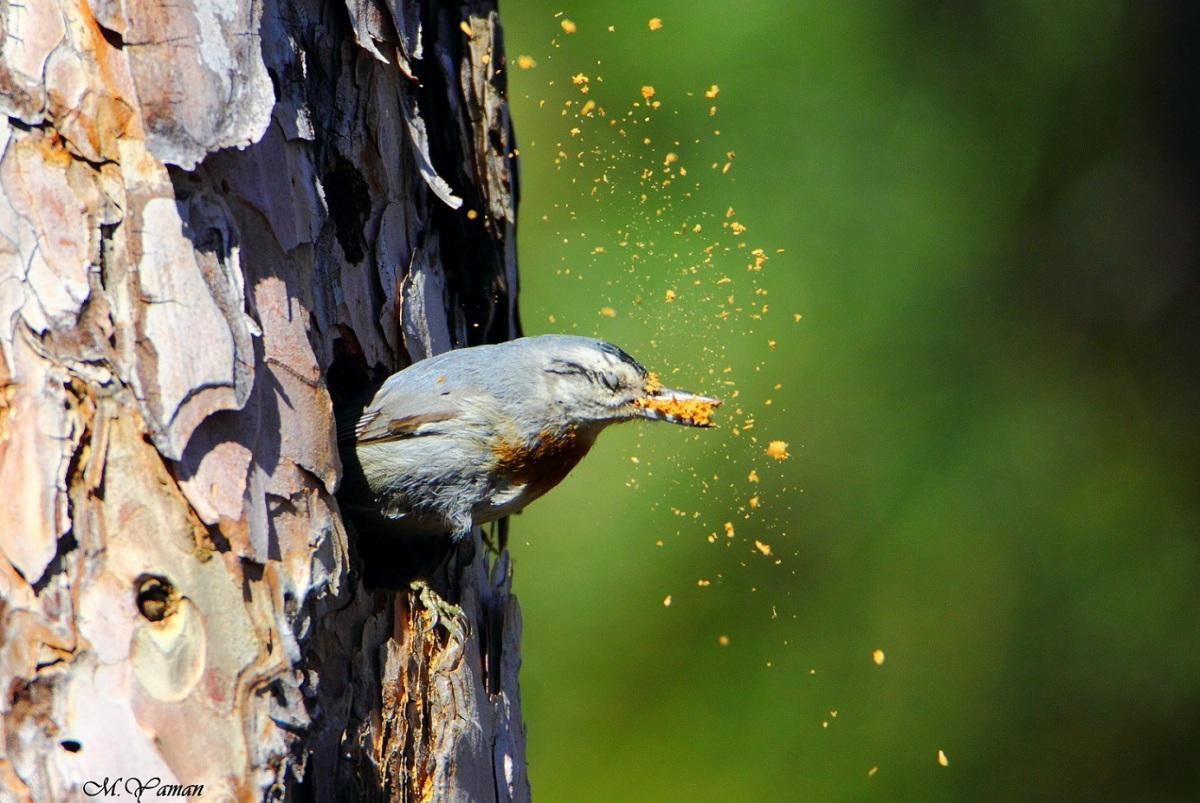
[873,649,885,665]
[641,85,656,100]
[466,209,478,220]
[560,18,576,33]
[723,521,735,538]
[599,306,617,318]
[868,766,878,777]
[663,595,672,606]
[705,84,719,98]
[697,579,710,587]
[648,17,663,31]
[766,440,789,460]
[748,469,759,483]
[664,289,676,302]
[516,55,536,69]
[754,540,771,556]
[937,750,949,767]
[718,634,729,646]
[748,495,759,508]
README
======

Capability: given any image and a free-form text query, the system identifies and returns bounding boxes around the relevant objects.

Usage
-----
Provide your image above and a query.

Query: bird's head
[528,336,722,429]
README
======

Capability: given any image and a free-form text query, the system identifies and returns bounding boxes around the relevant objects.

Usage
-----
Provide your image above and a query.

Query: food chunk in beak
[634,387,723,427]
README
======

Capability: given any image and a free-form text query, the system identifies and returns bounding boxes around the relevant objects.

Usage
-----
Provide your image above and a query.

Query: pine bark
[0,0,527,799]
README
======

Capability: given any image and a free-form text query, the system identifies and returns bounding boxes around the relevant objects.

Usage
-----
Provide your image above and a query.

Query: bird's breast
[490,425,597,498]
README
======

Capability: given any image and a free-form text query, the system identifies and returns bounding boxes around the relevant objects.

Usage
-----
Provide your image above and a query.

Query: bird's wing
[352,407,457,445]
[338,377,476,446]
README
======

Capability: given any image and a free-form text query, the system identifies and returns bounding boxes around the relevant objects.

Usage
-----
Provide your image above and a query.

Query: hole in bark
[322,157,371,264]
[61,740,81,753]
[96,23,124,49]
[134,575,177,622]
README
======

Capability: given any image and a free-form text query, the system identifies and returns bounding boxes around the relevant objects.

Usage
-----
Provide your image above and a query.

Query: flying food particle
[648,17,663,31]
[561,18,576,33]
[766,441,789,460]
[873,649,885,665]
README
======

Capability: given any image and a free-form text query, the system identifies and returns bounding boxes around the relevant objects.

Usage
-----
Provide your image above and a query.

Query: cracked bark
[0,0,527,800]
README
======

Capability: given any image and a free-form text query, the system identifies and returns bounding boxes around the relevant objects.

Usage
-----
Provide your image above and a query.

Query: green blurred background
[499,2,1200,800]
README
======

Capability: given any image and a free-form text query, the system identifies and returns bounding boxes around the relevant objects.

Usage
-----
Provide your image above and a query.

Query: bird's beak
[633,387,723,428]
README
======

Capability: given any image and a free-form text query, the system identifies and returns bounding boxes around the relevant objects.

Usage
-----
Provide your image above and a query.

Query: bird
[337,334,721,541]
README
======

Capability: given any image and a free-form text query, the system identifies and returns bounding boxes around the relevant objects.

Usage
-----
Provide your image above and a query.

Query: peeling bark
[0,0,527,800]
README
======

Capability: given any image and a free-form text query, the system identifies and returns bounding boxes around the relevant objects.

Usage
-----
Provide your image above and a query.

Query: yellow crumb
[599,306,617,318]
[641,85,655,99]
[516,55,536,69]
[873,649,885,665]
[754,540,771,556]
[648,17,663,31]
[748,469,759,483]
[664,289,676,302]
[718,634,729,646]
[560,19,576,33]
[766,441,789,460]
[938,750,949,767]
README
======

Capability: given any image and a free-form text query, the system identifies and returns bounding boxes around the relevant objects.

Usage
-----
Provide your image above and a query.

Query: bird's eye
[599,371,621,393]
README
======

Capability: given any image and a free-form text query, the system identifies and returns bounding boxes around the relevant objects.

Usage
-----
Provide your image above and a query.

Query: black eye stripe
[546,360,590,377]
[546,361,624,392]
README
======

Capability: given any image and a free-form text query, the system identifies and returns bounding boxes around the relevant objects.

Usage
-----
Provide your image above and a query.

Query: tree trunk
[0,0,526,799]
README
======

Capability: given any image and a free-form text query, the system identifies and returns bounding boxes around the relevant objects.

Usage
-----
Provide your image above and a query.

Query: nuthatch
[337,334,721,540]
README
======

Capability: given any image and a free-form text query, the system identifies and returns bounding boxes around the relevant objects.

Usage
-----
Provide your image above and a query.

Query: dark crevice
[96,23,124,50]
[322,157,371,264]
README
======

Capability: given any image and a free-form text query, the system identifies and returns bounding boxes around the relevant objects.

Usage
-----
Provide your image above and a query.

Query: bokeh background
[499,3,1200,800]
